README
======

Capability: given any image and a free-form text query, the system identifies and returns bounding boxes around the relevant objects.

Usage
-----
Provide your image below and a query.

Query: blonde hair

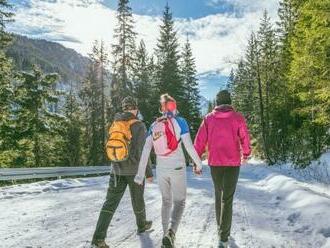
[160,93,176,103]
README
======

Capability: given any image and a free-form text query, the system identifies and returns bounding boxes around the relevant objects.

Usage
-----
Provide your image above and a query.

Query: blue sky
[7,0,279,99]
[102,0,237,19]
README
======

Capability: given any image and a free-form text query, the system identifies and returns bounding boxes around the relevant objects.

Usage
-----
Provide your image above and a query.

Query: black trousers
[210,166,240,242]
[92,174,147,241]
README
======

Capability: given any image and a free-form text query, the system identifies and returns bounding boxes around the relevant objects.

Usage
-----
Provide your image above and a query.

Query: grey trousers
[157,166,187,234]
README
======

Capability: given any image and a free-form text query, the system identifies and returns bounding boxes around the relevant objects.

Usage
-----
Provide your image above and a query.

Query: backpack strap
[128,119,139,126]
[168,118,181,143]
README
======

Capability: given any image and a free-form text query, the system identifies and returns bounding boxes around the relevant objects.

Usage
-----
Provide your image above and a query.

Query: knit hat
[121,96,138,111]
[216,90,232,105]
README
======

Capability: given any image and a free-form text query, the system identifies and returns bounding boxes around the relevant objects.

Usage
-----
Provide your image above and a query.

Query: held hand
[134,180,143,186]
[193,165,202,175]
[241,157,249,165]
[134,175,144,185]
[146,177,153,183]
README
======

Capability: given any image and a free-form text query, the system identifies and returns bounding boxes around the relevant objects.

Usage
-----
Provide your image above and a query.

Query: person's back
[110,111,151,176]
[92,97,153,248]
[194,90,251,248]
[199,105,250,166]
[135,94,202,248]
[151,115,191,168]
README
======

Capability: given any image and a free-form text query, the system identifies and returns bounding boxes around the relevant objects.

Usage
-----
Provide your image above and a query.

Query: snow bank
[0,177,107,200]
[236,163,330,248]
[289,152,330,184]
[249,152,330,185]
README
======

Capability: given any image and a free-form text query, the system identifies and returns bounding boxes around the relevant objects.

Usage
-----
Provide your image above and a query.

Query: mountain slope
[5,34,89,83]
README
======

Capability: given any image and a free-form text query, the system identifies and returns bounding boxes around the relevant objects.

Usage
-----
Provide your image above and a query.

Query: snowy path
[1,164,330,248]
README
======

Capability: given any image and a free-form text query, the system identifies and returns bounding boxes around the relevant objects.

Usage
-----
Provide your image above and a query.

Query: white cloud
[207,0,279,14]
[8,0,279,76]
[175,12,267,75]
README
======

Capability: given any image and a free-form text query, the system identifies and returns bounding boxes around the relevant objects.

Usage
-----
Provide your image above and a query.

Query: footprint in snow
[287,212,301,226]
[294,225,310,234]
[319,227,330,238]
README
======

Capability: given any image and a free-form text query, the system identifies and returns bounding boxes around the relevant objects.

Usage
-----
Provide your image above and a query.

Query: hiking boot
[162,229,175,248]
[137,220,153,234]
[91,239,109,248]
[218,240,228,248]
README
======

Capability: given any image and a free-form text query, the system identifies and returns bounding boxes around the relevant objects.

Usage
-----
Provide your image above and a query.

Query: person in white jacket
[134,94,202,248]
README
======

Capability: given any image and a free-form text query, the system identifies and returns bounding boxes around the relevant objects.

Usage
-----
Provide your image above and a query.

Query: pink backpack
[152,118,180,156]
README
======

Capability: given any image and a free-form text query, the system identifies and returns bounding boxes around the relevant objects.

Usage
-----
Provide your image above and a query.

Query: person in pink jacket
[194,90,251,248]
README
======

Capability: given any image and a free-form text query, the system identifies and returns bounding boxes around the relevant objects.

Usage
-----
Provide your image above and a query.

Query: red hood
[212,105,235,118]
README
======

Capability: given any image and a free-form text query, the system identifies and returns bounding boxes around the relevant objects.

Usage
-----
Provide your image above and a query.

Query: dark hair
[121,96,138,111]
[216,90,232,105]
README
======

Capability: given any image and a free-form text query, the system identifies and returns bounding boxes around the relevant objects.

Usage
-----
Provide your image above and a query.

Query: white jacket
[134,116,202,184]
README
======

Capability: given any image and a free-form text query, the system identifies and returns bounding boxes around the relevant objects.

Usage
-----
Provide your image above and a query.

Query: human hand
[241,156,249,165]
[193,165,202,175]
[146,177,153,183]
[134,175,144,185]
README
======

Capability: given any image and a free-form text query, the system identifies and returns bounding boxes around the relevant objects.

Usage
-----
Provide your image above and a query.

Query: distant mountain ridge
[5,34,89,84]
[5,34,219,108]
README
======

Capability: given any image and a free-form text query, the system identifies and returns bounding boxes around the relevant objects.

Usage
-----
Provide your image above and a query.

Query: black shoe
[162,229,175,248]
[137,220,153,234]
[218,240,228,248]
[91,239,109,248]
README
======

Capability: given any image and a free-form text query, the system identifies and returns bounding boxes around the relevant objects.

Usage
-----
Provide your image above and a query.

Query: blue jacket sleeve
[175,117,190,136]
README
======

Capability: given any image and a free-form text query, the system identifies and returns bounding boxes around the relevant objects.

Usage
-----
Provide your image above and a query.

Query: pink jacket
[194,105,251,166]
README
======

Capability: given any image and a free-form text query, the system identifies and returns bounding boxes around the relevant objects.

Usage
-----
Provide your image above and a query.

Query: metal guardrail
[0,166,111,181]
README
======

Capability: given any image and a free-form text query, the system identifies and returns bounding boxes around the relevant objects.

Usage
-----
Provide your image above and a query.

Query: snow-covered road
[1,164,330,248]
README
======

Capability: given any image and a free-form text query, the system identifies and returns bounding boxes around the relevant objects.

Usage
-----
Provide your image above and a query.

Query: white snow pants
[157,165,187,235]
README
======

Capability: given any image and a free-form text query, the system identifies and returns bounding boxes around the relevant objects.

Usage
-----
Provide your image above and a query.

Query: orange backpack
[106,119,138,162]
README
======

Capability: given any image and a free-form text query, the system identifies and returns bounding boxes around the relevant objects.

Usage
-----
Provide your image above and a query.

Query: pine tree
[80,41,109,166]
[258,11,277,125]
[110,0,137,116]
[0,50,13,151]
[0,0,13,129]
[14,67,62,167]
[234,32,271,161]
[154,4,185,114]
[132,39,154,126]
[226,0,329,166]
[277,0,299,76]
[93,40,109,162]
[0,0,13,49]
[289,0,330,161]
[226,69,235,93]
[0,1,15,167]
[62,86,83,166]
[273,0,300,162]
[181,36,201,135]
[244,33,260,125]
[257,10,280,163]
